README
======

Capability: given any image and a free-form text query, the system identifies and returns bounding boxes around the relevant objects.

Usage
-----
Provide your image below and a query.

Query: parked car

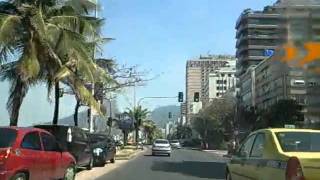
[0,127,76,180]
[87,133,116,166]
[152,139,171,156]
[226,128,320,180]
[35,125,94,170]
[170,140,181,149]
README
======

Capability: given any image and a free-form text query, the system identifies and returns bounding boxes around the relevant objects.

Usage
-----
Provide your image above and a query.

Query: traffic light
[178,92,183,102]
[194,92,200,102]
[168,112,172,119]
[107,117,113,127]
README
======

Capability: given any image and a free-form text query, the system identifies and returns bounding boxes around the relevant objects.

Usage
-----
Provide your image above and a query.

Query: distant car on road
[87,133,116,166]
[226,128,320,180]
[170,140,181,149]
[0,127,76,180]
[35,125,94,170]
[152,139,171,156]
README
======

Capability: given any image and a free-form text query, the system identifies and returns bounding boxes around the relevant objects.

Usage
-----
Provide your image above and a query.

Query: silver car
[170,140,181,149]
[152,139,172,156]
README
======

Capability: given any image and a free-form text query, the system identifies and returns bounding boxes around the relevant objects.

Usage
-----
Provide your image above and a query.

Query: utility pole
[88,0,98,133]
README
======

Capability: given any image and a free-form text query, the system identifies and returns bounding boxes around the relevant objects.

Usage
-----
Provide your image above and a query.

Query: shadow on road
[144,154,153,157]
[151,161,226,179]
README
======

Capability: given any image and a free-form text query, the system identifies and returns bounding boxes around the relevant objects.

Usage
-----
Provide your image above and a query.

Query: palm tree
[73,58,116,126]
[0,0,106,126]
[126,106,149,143]
[142,120,157,144]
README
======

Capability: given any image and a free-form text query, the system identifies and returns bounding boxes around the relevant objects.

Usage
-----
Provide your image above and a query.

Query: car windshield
[0,128,17,148]
[276,132,320,152]
[155,140,169,144]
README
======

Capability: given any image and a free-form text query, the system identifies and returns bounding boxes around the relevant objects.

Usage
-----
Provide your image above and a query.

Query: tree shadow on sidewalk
[151,161,226,179]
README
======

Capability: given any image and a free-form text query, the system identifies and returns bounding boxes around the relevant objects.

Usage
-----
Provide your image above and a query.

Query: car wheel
[110,157,115,163]
[64,166,76,180]
[152,152,155,156]
[11,173,27,180]
[168,154,171,157]
[86,158,93,170]
[226,171,232,180]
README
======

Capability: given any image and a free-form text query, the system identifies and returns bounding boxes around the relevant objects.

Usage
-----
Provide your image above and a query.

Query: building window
[291,79,305,87]
[309,82,317,87]
[228,74,232,77]
[221,74,225,77]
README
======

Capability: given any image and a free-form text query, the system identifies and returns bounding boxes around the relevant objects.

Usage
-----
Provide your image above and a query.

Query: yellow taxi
[226,128,320,180]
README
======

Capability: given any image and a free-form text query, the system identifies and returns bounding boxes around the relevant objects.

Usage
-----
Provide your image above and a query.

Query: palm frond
[17,40,40,81]
[0,14,23,62]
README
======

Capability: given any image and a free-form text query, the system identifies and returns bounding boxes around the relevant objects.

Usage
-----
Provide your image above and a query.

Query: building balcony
[236,35,283,48]
[236,45,277,56]
[236,11,281,29]
[236,24,282,38]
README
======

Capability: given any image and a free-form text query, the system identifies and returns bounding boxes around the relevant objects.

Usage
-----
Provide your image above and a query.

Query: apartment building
[185,55,234,123]
[204,60,236,104]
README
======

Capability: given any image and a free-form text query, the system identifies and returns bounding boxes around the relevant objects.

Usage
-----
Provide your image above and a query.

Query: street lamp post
[88,0,99,133]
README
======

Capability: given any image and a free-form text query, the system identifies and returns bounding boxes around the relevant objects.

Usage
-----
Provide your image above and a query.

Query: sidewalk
[202,150,228,157]
[76,147,145,180]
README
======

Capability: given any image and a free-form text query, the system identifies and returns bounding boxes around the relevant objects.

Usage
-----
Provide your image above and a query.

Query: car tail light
[0,148,11,162]
[286,157,305,180]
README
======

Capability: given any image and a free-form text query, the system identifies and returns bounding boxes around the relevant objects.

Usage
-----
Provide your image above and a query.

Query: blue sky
[0,0,275,126]
[101,0,275,110]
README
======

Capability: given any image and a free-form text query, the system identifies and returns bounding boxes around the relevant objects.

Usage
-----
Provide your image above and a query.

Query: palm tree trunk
[123,130,128,146]
[53,82,60,125]
[8,78,28,126]
[74,100,80,126]
[135,128,139,144]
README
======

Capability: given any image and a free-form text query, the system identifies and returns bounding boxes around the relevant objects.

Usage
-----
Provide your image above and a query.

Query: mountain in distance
[150,105,180,128]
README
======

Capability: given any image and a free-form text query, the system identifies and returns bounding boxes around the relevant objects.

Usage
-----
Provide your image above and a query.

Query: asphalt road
[97,148,228,180]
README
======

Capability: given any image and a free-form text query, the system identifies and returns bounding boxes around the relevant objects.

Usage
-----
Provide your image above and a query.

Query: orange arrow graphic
[281,43,298,63]
[299,42,320,67]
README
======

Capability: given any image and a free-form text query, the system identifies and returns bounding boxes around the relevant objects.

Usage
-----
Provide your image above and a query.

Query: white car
[170,140,181,149]
[152,139,172,156]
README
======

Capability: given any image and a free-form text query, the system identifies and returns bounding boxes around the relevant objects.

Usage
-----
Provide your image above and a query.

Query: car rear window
[155,140,169,144]
[0,128,17,148]
[276,132,320,152]
[171,140,179,143]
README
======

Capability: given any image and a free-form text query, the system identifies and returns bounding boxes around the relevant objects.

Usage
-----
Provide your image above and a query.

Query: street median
[115,146,143,160]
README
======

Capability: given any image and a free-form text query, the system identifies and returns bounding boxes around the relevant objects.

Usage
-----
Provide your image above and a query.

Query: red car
[0,127,76,180]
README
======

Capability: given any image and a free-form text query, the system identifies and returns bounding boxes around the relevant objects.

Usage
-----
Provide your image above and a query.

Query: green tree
[176,125,192,139]
[0,0,106,126]
[192,95,236,149]
[259,99,304,128]
[142,120,158,144]
[126,106,149,143]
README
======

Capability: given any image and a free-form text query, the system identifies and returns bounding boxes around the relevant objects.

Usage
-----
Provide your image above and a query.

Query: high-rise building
[237,0,320,125]
[236,7,284,76]
[204,60,236,105]
[185,55,236,123]
[236,0,320,76]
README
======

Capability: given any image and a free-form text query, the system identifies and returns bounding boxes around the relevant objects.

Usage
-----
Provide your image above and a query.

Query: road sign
[284,124,296,129]
[264,49,274,57]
